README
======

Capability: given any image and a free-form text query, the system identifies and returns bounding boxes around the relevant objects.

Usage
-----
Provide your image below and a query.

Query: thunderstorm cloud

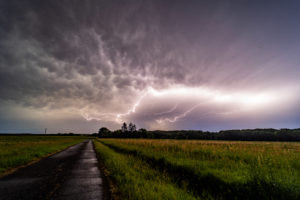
[0,0,300,133]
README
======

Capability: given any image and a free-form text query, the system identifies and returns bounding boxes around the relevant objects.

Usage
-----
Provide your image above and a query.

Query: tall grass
[99,139,300,200]
[93,139,201,200]
[0,135,87,176]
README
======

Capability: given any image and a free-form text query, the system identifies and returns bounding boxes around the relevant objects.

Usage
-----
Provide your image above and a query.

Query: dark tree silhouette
[132,124,136,132]
[97,127,300,141]
[98,127,111,137]
[122,122,128,133]
[128,122,136,133]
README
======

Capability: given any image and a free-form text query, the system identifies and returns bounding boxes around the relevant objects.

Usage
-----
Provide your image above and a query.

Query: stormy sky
[0,0,300,133]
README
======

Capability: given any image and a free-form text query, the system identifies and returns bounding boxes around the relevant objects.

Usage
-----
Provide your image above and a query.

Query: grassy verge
[0,135,87,177]
[93,139,201,200]
[100,139,300,200]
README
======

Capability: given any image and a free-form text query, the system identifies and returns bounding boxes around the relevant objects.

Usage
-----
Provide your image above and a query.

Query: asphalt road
[0,140,105,200]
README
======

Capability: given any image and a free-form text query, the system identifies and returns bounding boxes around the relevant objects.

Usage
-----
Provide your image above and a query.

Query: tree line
[98,122,148,138]
[98,124,300,141]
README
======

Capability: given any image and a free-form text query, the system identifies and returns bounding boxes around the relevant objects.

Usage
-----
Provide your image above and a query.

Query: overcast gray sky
[0,0,300,133]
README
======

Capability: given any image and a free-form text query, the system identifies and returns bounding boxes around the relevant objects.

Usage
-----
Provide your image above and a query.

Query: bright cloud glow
[80,85,288,127]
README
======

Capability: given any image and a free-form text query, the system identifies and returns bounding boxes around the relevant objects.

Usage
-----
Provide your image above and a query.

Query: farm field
[95,139,300,200]
[0,135,87,177]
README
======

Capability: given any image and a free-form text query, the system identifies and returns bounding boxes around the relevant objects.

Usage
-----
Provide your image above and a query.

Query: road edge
[92,139,120,200]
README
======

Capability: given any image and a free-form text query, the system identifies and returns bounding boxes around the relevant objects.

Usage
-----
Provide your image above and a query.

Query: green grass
[93,139,201,200]
[0,135,87,176]
[98,139,300,200]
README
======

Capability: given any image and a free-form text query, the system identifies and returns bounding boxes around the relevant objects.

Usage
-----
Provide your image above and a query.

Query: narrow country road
[0,140,105,200]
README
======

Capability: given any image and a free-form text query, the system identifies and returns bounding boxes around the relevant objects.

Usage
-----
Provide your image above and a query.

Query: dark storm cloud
[1,0,300,132]
[1,1,168,108]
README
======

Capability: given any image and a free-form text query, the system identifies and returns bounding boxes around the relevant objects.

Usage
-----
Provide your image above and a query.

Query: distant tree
[98,127,111,137]
[138,128,147,137]
[138,128,147,133]
[121,122,128,133]
[128,122,136,133]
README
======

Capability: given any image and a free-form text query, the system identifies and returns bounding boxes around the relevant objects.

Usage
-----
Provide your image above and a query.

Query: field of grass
[95,139,300,200]
[0,135,87,177]
[93,140,200,200]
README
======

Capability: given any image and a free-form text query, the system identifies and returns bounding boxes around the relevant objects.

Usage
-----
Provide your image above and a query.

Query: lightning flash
[81,85,284,125]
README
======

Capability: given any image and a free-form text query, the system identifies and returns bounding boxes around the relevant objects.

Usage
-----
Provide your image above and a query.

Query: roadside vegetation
[93,139,200,200]
[95,138,300,200]
[0,135,87,177]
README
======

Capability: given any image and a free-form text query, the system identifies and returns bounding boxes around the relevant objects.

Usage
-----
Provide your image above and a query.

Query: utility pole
[45,128,47,135]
